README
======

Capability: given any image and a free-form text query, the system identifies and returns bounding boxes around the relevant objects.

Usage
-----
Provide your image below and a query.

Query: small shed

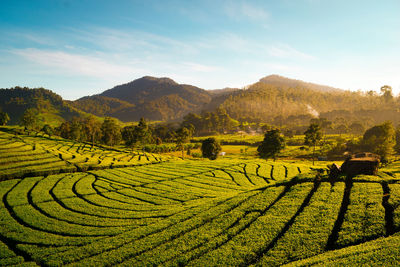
[340,152,380,177]
[328,152,380,182]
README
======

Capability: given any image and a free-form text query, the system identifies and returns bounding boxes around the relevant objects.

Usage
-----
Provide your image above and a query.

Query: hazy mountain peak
[259,74,341,92]
[137,76,177,85]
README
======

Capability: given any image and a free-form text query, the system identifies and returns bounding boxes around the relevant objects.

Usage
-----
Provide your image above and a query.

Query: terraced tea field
[0,131,166,180]
[1,130,400,266]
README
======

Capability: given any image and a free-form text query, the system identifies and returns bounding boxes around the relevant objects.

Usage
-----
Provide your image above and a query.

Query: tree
[58,121,71,139]
[70,117,84,141]
[201,137,221,160]
[175,126,192,158]
[362,121,395,162]
[101,117,121,146]
[122,118,152,150]
[395,127,400,154]
[121,126,136,148]
[257,129,285,161]
[304,123,322,165]
[41,124,53,138]
[380,85,393,103]
[0,112,10,126]
[84,116,102,147]
[20,108,40,133]
[135,118,152,148]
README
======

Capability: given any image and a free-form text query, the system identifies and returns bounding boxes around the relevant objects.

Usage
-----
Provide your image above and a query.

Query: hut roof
[348,152,380,162]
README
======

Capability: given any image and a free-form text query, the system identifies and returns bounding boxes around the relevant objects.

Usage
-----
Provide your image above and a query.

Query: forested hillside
[0,87,84,126]
[73,75,398,127]
[73,76,212,121]
[259,74,341,92]
[2,75,398,129]
[218,81,396,127]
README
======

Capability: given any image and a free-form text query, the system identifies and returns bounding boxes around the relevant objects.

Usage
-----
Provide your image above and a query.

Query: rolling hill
[73,76,213,121]
[1,75,396,128]
[0,87,85,126]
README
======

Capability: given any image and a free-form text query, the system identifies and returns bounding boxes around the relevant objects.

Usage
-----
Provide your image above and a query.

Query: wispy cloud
[200,33,315,61]
[266,43,315,60]
[11,48,140,79]
[68,27,199,55]
[223,1,269,22]
[182,62,221,72]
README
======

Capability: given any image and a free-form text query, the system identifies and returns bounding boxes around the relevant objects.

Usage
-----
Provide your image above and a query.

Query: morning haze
[0,1,400,266]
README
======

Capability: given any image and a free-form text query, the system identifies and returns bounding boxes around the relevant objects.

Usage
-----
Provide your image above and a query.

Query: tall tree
[20,108,40,133]
[101,117,121,146]
[362,121,395,162]
[0,112,10,126]
[122,118,152,150]
[84,116,102,147]
[380,85,393,103]
[70,117,84,141]
[175,126,192,159]
[257,129,285,161]
[304,123,322,165]
[201,137,222,160]
[58,121,71,139]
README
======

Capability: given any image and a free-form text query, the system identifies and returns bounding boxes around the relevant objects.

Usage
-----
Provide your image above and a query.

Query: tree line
[258,120,400,164]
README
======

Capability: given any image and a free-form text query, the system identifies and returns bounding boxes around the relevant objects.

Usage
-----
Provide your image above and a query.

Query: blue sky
[0,0,399,100]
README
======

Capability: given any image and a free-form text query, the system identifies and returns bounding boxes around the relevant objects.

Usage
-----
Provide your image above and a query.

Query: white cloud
[11,48,140,79]
[224,1,269,21]
[68,27,198,55]
[182,62,221,72]
[267,43,315,60]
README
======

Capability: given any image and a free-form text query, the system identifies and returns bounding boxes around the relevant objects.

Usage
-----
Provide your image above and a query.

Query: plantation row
[1,156,400,266]
[0,131,167,180]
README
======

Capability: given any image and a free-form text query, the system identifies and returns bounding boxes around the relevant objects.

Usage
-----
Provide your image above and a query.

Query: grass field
[1,129,400,266]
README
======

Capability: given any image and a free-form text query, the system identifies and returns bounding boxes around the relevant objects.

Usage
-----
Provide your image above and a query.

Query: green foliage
[304,123,322,146]
[0,112,10,126]
[101,117,122,146]
[84,115,102,146]
[304,123,322,164]
[72,76,212,121]
[0,86,84,125]
[41,124,53,137]
[20,108,40,131]
[257,129,285,160]
[3,127,400,265]
[395,127,400,154]
[122,118,152,148]
[362,121,395,161]
[182,107,239,136]
[201,137,222,160]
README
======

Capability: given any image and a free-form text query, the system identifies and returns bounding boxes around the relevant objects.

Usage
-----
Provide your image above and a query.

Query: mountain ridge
[1,74,395,128]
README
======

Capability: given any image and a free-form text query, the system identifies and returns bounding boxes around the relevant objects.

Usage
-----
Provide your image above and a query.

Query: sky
[0,0,399,100]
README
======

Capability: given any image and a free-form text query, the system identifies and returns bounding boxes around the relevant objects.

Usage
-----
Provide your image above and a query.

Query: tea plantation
[1,130,400,266]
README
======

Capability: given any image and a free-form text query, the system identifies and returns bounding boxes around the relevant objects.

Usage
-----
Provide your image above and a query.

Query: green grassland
[1,130,400,266]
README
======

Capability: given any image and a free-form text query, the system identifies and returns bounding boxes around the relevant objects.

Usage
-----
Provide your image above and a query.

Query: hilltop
[71,75,356,122]
[73,76,212,121]
[0,87,85,126]
[259,74,341,92]
[1,75,398,128]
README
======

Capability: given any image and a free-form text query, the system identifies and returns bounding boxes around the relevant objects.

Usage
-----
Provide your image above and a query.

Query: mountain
[216,79,393,126]
[73,75,394,126]
[73,76,213,121]
[2,75,394,128]
[0,87,85,126]
[259,75,341,92]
